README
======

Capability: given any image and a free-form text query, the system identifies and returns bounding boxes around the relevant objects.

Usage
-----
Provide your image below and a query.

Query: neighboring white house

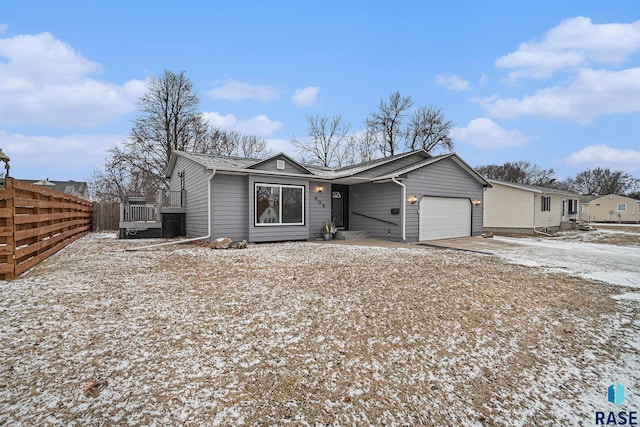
[580,194,640,223]
[483,180,580,233]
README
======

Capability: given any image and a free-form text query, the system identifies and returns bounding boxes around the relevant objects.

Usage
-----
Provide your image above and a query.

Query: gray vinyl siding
[404,157,485,241]
[309,181,332,239]
[248,175,310,242]
[211,174,249,241]
[249,156,311,174]
[171,156,210,238]
[349,182,403,240]
[353,152,427,178]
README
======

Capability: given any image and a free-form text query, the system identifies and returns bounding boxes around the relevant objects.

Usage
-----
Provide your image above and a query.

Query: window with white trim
[617,203,627,212]
[255,183,304,226]
[568,199,577,215]
[541,196,551,212]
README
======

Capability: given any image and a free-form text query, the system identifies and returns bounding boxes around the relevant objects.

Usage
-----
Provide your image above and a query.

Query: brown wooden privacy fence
[92,201,120,231]
[0,178,92,279]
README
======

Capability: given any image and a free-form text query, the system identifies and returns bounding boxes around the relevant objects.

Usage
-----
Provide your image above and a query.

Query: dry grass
[0,234,638,426]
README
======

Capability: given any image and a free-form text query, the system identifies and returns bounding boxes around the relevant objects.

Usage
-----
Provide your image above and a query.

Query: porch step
[335,230,368,240]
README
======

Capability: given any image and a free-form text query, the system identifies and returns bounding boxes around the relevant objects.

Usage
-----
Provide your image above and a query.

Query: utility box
[161,212,186,238]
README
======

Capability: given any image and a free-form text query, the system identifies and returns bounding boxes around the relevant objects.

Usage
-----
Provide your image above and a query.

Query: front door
[331,185,349,229]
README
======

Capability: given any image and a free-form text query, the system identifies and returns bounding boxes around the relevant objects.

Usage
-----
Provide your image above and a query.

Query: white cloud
[434,74,470,91]
[496,17,640,80]
[264,138,292,154]
[0,32,145,127]
[564,145,640,172]
[202,112,282,137]
[450,118,531,149]
[206,80,278,102]
[291,86,319,107]
[477,67,640,123]
[1,130,124,180]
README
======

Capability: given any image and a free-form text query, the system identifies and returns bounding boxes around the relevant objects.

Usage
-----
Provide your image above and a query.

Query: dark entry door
[331,185,349,229]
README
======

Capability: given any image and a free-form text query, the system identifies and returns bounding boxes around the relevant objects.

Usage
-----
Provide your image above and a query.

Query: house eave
[209,167,371,182]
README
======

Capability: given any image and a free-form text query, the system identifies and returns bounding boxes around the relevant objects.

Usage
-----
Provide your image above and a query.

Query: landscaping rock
[209,237,232,249]
[231,240,248,249]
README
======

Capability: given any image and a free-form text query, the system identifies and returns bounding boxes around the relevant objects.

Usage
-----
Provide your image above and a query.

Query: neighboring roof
[167,149,488,185]
[21,179,90,199]
[487,179,579,196]
[581,194,640,204]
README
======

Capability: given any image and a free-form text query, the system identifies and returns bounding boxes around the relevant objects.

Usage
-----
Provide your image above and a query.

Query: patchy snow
[613,292,640,302]
[0,233,638,425]
[491,236,640,288]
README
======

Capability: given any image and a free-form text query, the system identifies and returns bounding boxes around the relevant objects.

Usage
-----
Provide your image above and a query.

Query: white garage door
[419,197,471,241]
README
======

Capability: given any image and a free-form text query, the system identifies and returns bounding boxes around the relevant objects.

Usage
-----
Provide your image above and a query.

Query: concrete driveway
[421,236,640,288]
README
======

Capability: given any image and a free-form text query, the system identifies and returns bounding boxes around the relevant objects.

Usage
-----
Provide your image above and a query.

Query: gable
[248,154,313,175]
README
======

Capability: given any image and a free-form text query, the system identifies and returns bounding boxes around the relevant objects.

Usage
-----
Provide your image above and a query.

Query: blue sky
[2,1,639,183]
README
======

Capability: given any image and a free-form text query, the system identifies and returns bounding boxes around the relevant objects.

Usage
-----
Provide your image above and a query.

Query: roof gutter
[126,169,217,251]
[391,177,406,241]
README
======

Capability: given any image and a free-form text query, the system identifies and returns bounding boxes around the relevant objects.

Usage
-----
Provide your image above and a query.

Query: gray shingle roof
[171,150,436,179]
[169,149,490,187]
[487,179,579,196]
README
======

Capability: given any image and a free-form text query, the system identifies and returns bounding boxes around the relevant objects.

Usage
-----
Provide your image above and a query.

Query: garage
[419,197,471,241]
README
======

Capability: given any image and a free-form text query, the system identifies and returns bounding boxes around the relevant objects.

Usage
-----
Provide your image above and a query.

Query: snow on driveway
[491,236,640,289]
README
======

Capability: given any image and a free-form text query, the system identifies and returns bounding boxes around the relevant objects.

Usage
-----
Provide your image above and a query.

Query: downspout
[391,177,406,240]
[126,169,217,251]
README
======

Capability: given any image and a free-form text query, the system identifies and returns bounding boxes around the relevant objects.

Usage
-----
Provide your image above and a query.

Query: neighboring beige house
[580,194,640,223]
[483,179,580,233]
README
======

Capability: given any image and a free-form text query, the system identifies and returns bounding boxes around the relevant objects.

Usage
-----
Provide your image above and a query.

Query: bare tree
[239,134,270,159]
[406,106,454,153]
[476,161,556,186]
[198,127,237,156]
[132,70,208,162]
[290,115,351,167]
[92,70,210,199]
[195,127,270,159]
[366,91,414,157]
[341,130,382,166]
[570,168,639,195]
[89,146,156,202]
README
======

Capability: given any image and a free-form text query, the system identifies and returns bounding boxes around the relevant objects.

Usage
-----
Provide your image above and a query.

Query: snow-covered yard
[490,232,640,288]
[1,233,638,425]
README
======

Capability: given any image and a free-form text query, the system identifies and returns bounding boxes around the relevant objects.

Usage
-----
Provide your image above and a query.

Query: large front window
[255,184,304,226]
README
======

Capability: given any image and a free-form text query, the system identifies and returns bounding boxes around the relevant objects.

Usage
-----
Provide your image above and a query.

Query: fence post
[0,178,17,279]
[8,178,15,279]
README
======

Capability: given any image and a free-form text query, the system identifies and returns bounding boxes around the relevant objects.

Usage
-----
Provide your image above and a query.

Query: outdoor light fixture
[0,148,10,178]
[472,199,482,206]
[316,186,324,193]
[408,195,418,204]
